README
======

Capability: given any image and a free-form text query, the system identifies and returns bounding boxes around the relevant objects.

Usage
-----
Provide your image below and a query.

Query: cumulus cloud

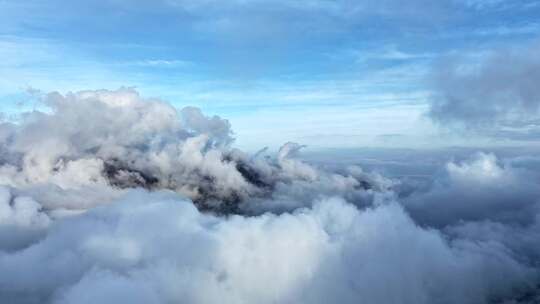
[1,191,535,304]
[1,88,540,303]
[399,153,540,288]
[402,152,540,227]
[0,186,50,251]
[428,41,540,139]
[0,88,384,215]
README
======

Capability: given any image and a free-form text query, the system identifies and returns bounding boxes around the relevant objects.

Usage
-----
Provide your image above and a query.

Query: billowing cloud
[1,88,540,303]
[1,192,535,304]
[0,88,383,214]
[402,152,540,227]
[399,152,540,282]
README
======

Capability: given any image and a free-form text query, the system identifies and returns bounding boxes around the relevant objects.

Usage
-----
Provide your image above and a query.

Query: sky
[4,2,540,303]
[1,0,540,150]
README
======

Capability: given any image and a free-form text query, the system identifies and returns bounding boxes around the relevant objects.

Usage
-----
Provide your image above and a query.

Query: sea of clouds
[0,88,539,303]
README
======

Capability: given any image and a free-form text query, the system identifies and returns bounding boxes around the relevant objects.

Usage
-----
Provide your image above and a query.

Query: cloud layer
[0,88,539,303]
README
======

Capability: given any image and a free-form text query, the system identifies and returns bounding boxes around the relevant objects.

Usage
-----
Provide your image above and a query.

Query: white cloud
[0,88,539,303]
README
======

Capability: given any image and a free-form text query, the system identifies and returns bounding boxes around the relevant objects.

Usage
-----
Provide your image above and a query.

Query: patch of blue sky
[1,0,539,148]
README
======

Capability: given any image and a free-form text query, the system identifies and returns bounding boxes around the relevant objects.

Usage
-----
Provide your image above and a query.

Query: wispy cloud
[124,59,192,68]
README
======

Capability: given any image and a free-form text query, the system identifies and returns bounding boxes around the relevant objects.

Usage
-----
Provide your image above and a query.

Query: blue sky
[1,0,540,150]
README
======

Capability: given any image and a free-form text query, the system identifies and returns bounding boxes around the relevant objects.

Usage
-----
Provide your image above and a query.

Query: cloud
[397,152,540,280]
[0,186,50,251]
[125,59,192,68]
[1,191,535,304]
[402,152,540,227]
[458,0,540,10]
[0,88,383,214]
[1,88,540,303]
[428,41,540,139]
[0,0,468,44]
